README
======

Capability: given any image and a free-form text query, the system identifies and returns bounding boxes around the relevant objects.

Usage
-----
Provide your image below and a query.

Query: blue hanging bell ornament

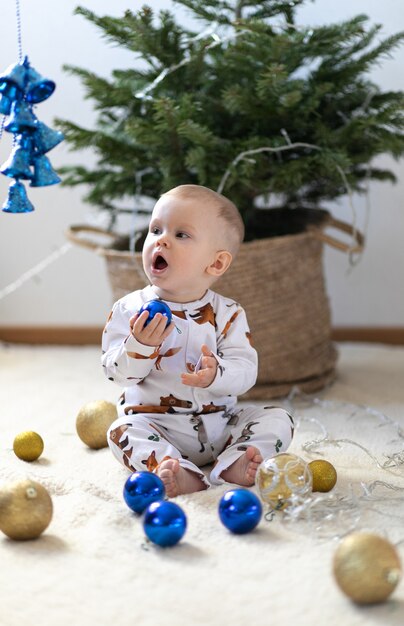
[24,59,55,104]
[33,121,64,154]
[2,179,34,213]
[0,60,26,102]
[30,153,61,187]
[0,94,12,115]
[0,141,33,180]
[5,100,37,134]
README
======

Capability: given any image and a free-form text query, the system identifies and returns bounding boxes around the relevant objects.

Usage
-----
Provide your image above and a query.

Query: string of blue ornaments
[0,56,64,213]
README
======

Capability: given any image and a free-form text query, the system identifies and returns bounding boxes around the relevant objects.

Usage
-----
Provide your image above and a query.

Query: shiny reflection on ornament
[256,452,312,510]
[123,471,165,514]
[0,94,12,115]
[143,500,187,547]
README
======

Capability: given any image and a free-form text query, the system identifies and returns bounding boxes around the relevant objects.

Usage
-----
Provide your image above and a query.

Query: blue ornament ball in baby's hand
[138,300,172,328]
[218,488,262,534]
[123,471,165,514]
[143,500,187,547]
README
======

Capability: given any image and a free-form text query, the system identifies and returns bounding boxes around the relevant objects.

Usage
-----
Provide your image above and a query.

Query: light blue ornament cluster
[0,56,64,213]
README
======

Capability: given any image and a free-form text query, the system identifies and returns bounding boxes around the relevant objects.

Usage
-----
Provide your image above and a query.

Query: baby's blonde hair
[162,184,244,256]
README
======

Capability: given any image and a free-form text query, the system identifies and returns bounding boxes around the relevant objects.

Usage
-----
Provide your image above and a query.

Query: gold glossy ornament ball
[0,479,53,540]
[333,533,402,604]
[309,459,337,492]
[13,431,44,462]
[76,400,117,449]
[256,453,312,510]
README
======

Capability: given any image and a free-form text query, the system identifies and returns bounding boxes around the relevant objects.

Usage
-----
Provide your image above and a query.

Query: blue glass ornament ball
[218,489,263,534]
[143,500,187,547]
[123,471,165,515]
[138,300,172,328]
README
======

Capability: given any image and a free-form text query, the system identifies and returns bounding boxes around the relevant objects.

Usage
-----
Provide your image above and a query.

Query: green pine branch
[57,2,404,238]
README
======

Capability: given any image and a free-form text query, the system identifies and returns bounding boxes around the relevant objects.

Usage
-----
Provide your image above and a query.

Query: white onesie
[102,285,294,486]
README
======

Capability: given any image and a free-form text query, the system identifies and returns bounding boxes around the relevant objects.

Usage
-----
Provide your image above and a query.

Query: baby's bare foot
[220,446,263,486]
[157,458,207,497]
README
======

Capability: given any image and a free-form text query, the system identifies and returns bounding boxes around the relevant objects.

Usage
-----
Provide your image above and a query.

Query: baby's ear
[207,250,232,277]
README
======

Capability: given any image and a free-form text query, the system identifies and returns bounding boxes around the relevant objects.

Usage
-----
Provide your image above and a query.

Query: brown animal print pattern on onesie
[124,394,192,415]
[190,415,208,453]
[109,423,136,470]
[189,303,216,327]
[235,421,260,449]
[221,310,241,338]
[127,347,160,360]
[155,347,182,370]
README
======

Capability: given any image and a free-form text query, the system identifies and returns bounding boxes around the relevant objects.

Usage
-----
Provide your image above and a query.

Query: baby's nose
[156,233,169,247]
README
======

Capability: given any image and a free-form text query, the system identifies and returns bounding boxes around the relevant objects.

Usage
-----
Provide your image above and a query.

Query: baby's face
[142,194,225,302]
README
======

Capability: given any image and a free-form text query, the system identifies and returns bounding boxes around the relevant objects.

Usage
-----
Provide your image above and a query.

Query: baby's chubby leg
[210,406,294,486]
[107,413,210,496]
[156,459,207,497]
[219,446,263,486]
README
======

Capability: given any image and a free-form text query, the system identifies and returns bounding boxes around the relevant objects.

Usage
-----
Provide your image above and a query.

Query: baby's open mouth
[153,255,168,270]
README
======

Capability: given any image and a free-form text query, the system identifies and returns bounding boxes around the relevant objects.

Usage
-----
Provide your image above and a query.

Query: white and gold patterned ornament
[333,533,401,604]
[0,479,53,540]
[255,452,312,510]
[76,400,117,449]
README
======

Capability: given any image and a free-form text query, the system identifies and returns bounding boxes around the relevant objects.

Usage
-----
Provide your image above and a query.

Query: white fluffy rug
[1,342,404,626]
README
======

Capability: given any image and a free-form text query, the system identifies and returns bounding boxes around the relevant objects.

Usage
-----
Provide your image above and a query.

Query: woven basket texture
[99,230,337,398]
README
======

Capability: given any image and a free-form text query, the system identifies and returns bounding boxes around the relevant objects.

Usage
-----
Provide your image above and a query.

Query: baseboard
[0,326,103,345]
[331,327,404,345]
[1,326,404,346]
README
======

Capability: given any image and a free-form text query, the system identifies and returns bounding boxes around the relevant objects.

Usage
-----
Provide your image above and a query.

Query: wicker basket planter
[66,209,363,399]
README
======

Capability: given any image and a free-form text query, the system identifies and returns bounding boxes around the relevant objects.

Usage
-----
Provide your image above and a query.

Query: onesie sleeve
[101,298,158,386]
[208,305,257,396]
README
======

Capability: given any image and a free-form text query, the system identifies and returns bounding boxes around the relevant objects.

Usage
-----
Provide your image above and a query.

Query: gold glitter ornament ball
[333,533,402,604]
[13,431,44,462]
[256,453,312,510]
[308,459,337,492]
[0,479,53,540]
[76,400,117,449]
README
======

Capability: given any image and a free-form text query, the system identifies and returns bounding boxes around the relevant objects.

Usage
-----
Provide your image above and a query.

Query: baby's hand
[181,344,218,388]
[129,311,175,347]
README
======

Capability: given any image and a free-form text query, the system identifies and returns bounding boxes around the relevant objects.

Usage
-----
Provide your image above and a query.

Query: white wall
[0,0,403,327]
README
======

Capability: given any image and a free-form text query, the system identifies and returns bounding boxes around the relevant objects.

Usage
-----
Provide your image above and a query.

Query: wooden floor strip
[1,326,404,346]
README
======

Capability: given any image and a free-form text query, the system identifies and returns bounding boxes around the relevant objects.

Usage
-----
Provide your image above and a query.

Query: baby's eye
[150,226,161,235]
[176,232,189,239]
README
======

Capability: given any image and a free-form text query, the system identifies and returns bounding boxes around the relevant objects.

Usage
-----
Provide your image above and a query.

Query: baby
[102,184,294,496]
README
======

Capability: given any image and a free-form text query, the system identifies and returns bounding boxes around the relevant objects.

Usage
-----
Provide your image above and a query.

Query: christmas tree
[57,1,404,243]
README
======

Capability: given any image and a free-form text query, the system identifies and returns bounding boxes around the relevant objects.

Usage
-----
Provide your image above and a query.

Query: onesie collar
[145,285,213,312]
